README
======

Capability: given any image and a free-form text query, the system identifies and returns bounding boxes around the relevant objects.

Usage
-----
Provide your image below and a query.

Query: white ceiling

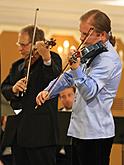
[0,0,124,33]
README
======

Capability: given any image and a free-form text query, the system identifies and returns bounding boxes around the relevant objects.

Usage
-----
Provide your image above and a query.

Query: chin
[21,54,28,60]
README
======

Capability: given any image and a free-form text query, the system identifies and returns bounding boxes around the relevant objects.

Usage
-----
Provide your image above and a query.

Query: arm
[69,55,114,101]
[36,71,74,106]
[1,61,27,102]
[36,53,114,105]
[1,74,16,101]
[42,51,62,81]
[35,41,62,84]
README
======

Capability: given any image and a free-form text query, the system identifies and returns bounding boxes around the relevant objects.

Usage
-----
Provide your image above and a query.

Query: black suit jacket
[1,51,62,148]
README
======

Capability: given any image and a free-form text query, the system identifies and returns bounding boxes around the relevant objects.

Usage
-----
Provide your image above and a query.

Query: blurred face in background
[59,87,75,110]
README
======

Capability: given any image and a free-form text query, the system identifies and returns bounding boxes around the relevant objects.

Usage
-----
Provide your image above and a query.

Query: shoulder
[90,47,122,77]
[92,46,115,67]
[50,51,62,67]
[11,58,24,68]
[50,51,62,60]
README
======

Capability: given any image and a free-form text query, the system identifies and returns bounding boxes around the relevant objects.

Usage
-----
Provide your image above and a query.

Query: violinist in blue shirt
[36,9,122,165]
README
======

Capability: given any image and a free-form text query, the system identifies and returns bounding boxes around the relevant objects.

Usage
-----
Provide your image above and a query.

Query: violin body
[80,41,108,64]
[70,41,108,65]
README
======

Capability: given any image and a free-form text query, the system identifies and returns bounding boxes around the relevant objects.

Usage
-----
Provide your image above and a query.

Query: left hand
[35,41,51,62]
[68,49,81,70]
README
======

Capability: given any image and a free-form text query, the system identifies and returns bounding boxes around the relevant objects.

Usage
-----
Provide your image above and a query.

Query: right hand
[12,77,27,94]
[36,90,49,106]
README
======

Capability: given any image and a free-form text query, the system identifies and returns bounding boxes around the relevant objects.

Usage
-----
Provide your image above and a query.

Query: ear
[99,31,107,42]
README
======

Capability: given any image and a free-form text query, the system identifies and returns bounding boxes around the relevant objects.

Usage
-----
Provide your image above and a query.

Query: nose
[18,45,23,51]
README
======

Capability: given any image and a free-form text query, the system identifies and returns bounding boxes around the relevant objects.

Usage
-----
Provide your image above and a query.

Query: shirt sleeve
[45,54,114,101]
[45,71,74,98]
[70,55,114,101]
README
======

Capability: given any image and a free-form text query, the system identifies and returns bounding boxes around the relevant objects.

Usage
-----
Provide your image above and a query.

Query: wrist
[43,53,51,65]
[42,52,51,62]
[43,57,51,62]
[70,65,79,70]
[43,59,51,66]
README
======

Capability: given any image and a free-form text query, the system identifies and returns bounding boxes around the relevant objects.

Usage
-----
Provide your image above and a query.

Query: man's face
[59,87,75,110]
[79,20,101,46]
[16,32,31,59]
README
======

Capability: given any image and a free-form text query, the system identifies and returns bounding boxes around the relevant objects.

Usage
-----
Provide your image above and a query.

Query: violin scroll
[44,38,56,49]
[80,41,108,64]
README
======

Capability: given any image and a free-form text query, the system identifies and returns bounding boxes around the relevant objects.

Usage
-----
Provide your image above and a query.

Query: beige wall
[0,31,19,81]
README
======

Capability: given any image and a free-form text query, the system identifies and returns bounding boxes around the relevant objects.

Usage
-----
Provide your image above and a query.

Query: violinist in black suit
[1,25,62,165]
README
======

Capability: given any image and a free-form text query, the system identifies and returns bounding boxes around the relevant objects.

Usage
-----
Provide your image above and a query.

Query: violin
[69,41,108,66]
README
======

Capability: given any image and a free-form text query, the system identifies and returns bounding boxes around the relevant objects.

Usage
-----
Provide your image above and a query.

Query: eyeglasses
[16,41,31,47]
[81,27,95,37]
[81,29,102,39]
[81,32,90,36]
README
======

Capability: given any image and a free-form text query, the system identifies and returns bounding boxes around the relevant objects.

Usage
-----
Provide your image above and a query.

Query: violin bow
[24,8,39,94]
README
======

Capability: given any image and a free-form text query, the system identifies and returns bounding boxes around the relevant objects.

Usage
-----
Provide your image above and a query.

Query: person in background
[57,86,76,165]
[36,9,122,165]
[1,25,62,165]
[59,86,76,112]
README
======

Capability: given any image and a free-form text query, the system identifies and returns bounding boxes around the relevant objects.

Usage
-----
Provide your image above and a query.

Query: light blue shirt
[46,40,122,139]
